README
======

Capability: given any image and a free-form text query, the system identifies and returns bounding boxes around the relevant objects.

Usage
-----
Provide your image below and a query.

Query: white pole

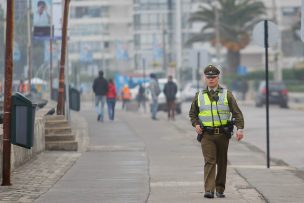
[176,0,182,83]
[214,3,221,64]
[272,0,282,81]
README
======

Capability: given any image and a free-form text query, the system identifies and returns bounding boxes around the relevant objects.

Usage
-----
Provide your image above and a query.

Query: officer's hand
[236,130,244,141]
[195,125,203,134]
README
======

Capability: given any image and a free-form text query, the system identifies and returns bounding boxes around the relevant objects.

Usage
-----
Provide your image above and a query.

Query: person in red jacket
[106,79,117,120]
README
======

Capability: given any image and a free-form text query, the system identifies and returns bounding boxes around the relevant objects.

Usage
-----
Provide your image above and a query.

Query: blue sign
[237,65,248,76]
[115,40,129,60]
[79,42,93,63]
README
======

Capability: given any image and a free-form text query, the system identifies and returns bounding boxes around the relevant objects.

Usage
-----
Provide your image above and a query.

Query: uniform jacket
[189,85,244,129]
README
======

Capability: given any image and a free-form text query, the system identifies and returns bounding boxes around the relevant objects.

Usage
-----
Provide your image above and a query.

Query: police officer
[189,65,244,198]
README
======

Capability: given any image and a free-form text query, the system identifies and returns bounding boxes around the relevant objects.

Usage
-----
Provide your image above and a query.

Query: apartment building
[69,0,133,75]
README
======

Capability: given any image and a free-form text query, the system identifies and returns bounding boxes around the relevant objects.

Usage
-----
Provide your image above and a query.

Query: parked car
[255,81,288,108]
[181,82,204,102]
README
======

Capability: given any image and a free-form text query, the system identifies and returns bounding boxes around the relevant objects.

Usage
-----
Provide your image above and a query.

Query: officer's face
[204,75,219,88]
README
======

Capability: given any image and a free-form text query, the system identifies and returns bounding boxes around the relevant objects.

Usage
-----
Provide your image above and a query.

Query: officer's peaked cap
[204,65,220,76]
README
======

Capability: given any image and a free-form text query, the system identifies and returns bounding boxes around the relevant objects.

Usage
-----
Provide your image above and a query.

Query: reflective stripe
[198,89,230,127]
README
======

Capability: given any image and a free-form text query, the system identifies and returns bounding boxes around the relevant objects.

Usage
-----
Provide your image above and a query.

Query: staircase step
[45,127,72,135]
[45,120,69,128]
[45,115,65,121]
[45,134,75,142]
[45,141,78,151]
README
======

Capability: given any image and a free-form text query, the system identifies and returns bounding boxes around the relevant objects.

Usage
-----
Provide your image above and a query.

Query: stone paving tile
[0,152,81,203]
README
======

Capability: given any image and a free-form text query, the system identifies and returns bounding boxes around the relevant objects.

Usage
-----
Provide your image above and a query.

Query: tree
[188,0,266,73]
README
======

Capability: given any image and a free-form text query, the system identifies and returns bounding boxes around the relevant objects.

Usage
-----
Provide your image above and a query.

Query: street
[181,101,304,170]
[35,102,266,203]
[33,101,304,203]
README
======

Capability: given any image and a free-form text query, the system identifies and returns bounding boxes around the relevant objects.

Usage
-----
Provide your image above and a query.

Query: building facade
[69,0,133,76]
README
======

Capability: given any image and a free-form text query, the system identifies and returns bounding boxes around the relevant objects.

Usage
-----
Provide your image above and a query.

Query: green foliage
[188,0,266,45]
[245,70,274,80]
[187,0,266,72]
[229,69,304,92]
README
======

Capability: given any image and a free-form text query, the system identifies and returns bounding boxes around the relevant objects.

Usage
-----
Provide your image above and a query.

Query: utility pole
[50,1,54,98]
[214,2,221,65]
[175,0,182,83]
[27,0,32,93]
[2,0,14,186]
[162,13,167,76]
[57,0,70,115]
[272,0,282,81]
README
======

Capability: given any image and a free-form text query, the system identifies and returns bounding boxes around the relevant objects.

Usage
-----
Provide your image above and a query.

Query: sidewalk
[0,103,303,202]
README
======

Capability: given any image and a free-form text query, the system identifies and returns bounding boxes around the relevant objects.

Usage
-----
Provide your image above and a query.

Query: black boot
[216,192,225,198]
[204,191,214,198]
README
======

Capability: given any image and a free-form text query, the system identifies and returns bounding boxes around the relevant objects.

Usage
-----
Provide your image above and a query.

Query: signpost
[253,20,279,168]
[301,0,304,42]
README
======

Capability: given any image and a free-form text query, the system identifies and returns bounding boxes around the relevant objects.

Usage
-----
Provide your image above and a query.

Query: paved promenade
[0,102,303,202]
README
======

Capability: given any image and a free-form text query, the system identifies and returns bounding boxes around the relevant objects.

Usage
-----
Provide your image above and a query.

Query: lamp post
[175,0,182,83]
[272,0,282,81]
[2,0,14,186]
[27,0,32,93]
[57,0,70,115]
[213,1,221,65]
[162,13,167,76]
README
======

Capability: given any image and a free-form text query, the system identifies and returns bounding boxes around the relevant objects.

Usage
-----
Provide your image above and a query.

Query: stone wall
[0,110,45,179]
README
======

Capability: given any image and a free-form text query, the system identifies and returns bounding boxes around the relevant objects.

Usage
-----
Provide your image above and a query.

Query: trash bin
[11,92,36,149]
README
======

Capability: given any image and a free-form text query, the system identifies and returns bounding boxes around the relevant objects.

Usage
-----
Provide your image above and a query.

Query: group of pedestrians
[148,73,178,121]
[92,70,179,122]
[92,70,116,122]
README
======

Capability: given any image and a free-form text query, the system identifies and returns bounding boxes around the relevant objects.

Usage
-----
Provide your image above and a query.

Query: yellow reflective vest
[197,89,231,126]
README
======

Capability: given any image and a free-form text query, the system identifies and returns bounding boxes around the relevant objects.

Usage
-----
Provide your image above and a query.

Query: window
[72,6,109,18]
[70,24,109,36]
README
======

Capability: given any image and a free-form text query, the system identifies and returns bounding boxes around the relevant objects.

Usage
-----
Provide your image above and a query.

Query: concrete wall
[0,110,45,179]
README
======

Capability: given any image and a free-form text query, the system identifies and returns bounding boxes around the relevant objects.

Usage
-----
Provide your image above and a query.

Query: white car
[181,82,204,102]
[129,78,182,114]
[181,81,227,102]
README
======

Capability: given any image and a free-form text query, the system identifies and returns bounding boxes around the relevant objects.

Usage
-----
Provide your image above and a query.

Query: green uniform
[189,85,244,193]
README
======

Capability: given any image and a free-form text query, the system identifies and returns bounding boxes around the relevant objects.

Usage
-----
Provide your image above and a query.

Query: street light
[175,0,182,83]
[212,1,221,65]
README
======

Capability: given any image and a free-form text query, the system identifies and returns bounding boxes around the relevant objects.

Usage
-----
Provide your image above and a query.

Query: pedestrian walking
[18,79,27,93]
[189,65,244,199]
[163,75,177,120]
[121,84,131,110]
[106,79,117,121]
[149,73,161,120]
[136,82,146,112]
[239,79,249,101]
[92,70,108,122]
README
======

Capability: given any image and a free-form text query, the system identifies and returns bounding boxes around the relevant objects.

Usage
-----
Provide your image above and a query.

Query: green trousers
[201,132,229,193]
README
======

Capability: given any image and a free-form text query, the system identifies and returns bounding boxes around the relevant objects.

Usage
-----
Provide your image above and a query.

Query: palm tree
[188,0,266,73]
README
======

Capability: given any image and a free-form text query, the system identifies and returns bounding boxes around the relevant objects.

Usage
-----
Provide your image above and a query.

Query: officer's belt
[204,126,228,135]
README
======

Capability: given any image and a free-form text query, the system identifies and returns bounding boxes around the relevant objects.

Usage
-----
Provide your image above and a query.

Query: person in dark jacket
[136,82,146,112]
[92,70,108,121]
[106,79,117,121]
[163,75,178,120]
